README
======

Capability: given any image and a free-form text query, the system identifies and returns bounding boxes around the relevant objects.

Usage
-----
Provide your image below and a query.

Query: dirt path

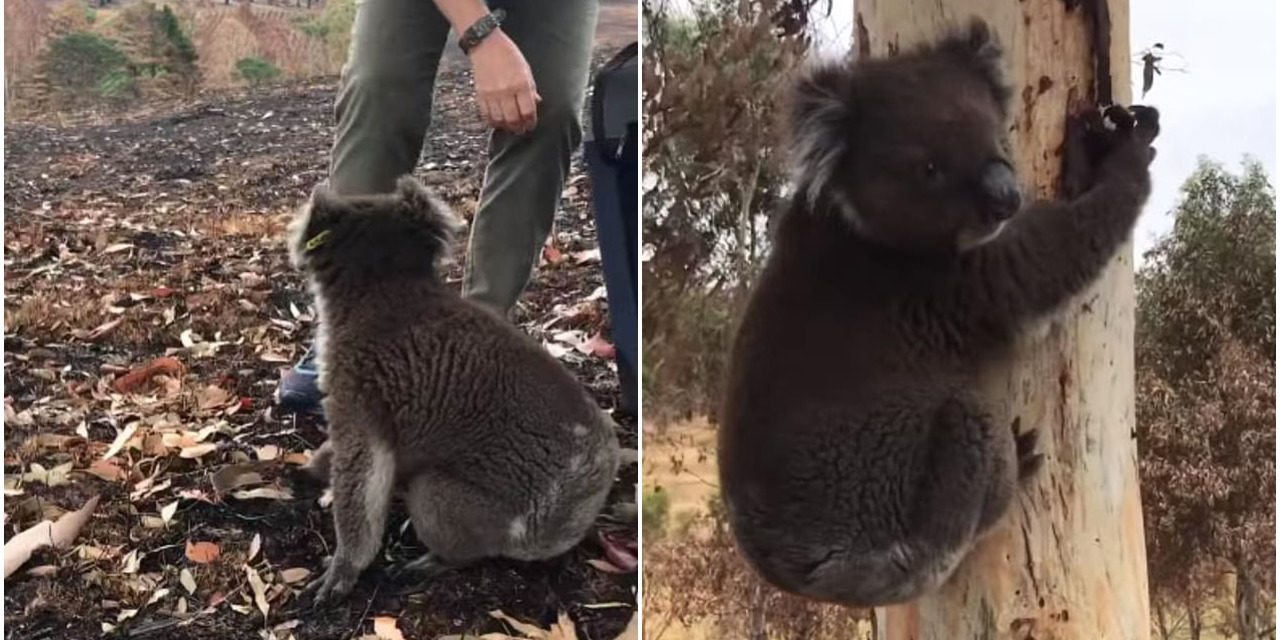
[3,52,636,640]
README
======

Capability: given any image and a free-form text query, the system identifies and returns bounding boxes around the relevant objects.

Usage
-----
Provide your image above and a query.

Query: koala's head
[288,176,463,286]
[789,18,1021,254]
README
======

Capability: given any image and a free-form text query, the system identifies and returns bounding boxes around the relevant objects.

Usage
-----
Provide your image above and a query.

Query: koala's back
[323,283,618,554]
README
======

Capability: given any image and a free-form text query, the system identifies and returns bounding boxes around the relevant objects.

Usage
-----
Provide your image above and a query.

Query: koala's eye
[922,160,945,184]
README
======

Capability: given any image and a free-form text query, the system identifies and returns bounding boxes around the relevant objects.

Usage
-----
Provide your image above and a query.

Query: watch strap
[459,9,506,55]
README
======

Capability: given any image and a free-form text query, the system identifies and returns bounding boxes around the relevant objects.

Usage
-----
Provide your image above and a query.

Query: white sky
[813,1,1279,259]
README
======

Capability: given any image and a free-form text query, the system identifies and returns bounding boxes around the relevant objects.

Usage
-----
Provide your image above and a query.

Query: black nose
[980,162,1022,220]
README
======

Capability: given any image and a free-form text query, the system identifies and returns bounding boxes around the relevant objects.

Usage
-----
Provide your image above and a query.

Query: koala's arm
[957,106,1159,328]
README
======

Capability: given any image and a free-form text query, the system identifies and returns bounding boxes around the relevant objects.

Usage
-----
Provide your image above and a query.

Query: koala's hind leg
[303,440,333,484]
[402,470,524,568]
[907,399,1019,580]
[306,436,395,604]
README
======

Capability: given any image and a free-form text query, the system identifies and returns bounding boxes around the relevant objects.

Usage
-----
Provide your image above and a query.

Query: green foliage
[296,0,356,65]
[42,31,132,101]
[642,487,670,543]
[1137,157,1276,638]
[642,0,808,423]
[113,2,201,93]
[158,6,197,68]
[235,56,282,86]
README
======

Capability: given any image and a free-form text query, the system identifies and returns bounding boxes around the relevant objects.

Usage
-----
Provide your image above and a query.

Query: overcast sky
[813,1,1278,259]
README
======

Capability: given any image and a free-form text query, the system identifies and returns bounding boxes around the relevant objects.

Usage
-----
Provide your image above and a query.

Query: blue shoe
[275,346,325,417]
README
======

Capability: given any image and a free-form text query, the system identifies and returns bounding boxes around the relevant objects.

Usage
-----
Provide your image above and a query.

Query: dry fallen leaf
[185,540,221,564]
[114,357,184,393]
[598,531,638,573]
[488,610,577,640]
[373,616,406,640]
[180,568,197,594]
[585,558,627,574]
[278,567,310,584]
[247,533,261,562]
[579,333,616,359]
[84,459,128,482]
[211,464,266,495]
[179,443,218,459]
[102,421,141,460]
[20,461,74,487]
[74,317,124,342]
[160,500,179,526]
[230,486,293,501]
[3,495,100,579]
[194,385,234,412]
[244,565,270,618]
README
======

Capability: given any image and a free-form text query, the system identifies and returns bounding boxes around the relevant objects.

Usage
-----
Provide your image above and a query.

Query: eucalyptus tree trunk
[854,2,1151,638]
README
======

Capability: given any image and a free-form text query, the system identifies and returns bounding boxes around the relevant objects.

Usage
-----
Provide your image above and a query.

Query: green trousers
[330,0,600,313]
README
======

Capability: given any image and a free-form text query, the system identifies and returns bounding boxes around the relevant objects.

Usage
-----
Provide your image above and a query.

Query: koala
[288,177,621,604]
[718,18,1158,607]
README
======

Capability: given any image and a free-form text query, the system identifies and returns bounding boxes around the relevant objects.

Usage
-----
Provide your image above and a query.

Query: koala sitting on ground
[719,18,1158,607]
[288,177,621,603]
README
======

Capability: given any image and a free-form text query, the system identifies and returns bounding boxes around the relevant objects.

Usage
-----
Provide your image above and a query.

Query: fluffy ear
[287,182,348,269]
[393,175,464,251]
[937,17,1011,113]
[788,61,854,210]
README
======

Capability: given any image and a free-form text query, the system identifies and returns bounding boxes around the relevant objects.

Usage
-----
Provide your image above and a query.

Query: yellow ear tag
[304,229,333,253]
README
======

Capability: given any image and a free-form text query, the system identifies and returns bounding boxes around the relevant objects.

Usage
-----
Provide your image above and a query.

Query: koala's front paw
[301,558,358,606]
[1100,104,1160,168]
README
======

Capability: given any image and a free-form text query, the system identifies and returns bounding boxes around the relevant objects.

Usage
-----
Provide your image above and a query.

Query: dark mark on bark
[1021,522,1041,597]
[856,12,871,59]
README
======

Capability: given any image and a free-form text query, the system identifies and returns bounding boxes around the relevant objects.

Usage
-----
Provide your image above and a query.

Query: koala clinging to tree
[289,177,621,604]
[719,18,1158,607]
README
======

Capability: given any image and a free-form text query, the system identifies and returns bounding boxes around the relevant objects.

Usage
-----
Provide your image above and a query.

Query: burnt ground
[2,45,637,640]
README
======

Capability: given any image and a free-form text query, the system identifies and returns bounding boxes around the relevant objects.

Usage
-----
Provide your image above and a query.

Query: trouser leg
[461,0,600,313]
[329,0,451,196]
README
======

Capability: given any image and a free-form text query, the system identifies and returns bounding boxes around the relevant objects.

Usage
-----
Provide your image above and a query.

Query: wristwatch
[459,8,507,55]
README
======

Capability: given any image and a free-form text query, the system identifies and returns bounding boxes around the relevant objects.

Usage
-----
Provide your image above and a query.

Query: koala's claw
[300,563,356,607]
[1101,104,1135,132]
[1013,420,1044,481]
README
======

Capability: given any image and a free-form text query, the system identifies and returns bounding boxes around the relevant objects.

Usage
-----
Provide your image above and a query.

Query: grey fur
[720,18,1159,607]
[290,177,621,603]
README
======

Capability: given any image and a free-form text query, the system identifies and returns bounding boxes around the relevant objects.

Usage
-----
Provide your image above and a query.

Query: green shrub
[43,31,132,100]
[235,56,281,86]
[642,487,670,543]
[296,0,355,65]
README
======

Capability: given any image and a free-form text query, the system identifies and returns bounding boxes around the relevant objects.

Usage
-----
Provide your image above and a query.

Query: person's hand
[468,29,540,134]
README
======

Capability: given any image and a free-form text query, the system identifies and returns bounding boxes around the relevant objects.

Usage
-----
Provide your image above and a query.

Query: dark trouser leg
[328,0,451,196]
[461,0,600,313]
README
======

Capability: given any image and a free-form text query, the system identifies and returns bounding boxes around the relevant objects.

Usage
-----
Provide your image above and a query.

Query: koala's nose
[980,162,1022,221]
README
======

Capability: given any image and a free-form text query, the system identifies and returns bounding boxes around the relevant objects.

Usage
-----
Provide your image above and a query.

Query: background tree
[641,1,872,636]
[1137,158,1276,640]
[114,2,201,95]
[641,0,804,422]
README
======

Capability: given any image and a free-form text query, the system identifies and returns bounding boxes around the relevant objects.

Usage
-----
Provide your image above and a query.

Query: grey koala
[719,18,1158,607]
[288,177,621,604]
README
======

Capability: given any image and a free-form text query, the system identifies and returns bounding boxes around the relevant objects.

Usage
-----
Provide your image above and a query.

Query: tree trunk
[1236,560,1262,640]
[857,2,1151,639]
[1185,594,1202,640]
[1153,597,1171,640]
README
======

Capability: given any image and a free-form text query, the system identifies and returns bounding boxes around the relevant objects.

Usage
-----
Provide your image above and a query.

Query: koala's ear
[940,17,1011,113]
[287,183,348,268]
[789,61,854,210]
[394,175,464,250]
